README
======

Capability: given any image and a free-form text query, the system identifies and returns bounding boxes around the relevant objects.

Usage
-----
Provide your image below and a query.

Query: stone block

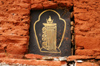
[76,62,99,66]
[75,35,100,49]
[75,49,94,56]
[31,3,43,10]
[43,1,58,9]
[7,44,28,54]
[25,54,43,59]
[7,54,24,59]
[67,55,95,61]
[0,58,65,66]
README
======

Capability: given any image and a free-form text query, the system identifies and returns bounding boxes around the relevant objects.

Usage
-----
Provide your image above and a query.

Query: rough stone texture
[0,0,30,58]
[0,58,66,66]
[74,0,100,56]
[0,0,73,59]
[25,54,43,59]
[67,55,95,61]
[0,0,100,65]
[96,56,100,59]
[31,0,73,10]
[76,62,99,66]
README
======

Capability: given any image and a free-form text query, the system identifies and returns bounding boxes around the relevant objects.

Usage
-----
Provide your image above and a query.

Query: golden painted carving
[41,16,57,52]
[33,9,66,53]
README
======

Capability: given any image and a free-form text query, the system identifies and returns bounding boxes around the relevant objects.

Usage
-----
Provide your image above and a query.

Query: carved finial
[46,16,53,24]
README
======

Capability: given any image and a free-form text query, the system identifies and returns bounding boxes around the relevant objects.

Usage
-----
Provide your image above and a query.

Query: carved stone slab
[29,9,71,56]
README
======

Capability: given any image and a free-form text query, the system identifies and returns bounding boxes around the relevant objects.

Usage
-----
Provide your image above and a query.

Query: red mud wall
[74,0,100,57]
[0,0,30,58]
[0,0,73,59]
[0,0,100,59]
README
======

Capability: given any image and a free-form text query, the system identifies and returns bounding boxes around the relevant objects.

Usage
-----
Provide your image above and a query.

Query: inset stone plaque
[29,9,71,56]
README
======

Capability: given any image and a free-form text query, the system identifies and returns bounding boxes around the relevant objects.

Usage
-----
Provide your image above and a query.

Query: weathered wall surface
[0,0,100,66]
[0,0,30,58]
[74,0,100,57]
[0,0,73,58]
[31,0,73,10]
